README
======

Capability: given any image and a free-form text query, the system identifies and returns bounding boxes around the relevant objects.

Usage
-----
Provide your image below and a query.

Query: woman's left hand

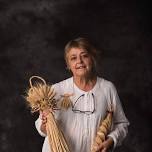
[96,137,114,152]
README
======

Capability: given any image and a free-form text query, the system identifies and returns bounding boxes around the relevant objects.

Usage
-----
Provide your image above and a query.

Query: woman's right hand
[40,110,48,135]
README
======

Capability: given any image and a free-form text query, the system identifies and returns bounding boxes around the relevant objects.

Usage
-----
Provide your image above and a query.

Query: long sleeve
[107,83,129,148]
[35,115,47,137]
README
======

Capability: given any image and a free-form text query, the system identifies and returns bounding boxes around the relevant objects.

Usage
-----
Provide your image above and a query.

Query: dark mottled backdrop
[0,0,151,152]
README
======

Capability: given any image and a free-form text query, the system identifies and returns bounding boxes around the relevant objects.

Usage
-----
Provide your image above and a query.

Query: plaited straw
[91,105,113,152]
[25,76,70,152]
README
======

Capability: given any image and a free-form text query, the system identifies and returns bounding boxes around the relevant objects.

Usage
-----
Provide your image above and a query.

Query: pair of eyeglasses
[72,93,95,115]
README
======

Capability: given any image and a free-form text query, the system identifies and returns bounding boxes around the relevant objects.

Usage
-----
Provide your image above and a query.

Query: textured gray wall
[0,0,151,152]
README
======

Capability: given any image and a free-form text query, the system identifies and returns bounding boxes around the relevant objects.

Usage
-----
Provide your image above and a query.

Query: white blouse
[35,77,129,152]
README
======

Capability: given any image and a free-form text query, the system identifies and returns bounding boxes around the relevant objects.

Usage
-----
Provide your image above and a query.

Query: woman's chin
[74,71,90,78]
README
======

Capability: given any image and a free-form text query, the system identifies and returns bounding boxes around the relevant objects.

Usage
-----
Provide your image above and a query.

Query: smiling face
[66,47,93,78]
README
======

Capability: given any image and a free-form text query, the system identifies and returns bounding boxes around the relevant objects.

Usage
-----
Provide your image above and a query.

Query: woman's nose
[77,56,83,63]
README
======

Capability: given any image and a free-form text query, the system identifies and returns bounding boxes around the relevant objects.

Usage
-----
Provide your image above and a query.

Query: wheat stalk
[25,76,70,152]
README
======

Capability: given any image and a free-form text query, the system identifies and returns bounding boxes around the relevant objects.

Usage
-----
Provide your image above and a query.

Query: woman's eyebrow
[69,54,76,57]
[80,51,88,55]
[69,51,88,57]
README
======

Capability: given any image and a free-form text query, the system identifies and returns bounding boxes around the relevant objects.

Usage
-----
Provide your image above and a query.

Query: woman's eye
[70,57,76,61]
[82,54,89,58]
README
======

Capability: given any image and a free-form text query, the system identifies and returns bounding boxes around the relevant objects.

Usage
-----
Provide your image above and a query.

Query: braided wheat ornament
[60,93,73,109]
[25,76,70,152]
[91,106,113,152]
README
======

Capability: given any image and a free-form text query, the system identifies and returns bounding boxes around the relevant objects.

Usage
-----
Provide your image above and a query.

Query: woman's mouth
[76,65,86,69]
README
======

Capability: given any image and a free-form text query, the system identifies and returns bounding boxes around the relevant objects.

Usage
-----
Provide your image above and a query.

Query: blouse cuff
[107,134,117,150]
[35,117,47,137]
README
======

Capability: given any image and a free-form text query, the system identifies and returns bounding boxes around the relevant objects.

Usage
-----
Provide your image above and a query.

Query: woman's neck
[73,75,97,92]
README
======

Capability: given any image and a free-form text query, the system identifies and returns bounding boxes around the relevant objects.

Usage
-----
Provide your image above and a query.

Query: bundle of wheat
[60,93,73,110]
[91,110,113,152]
[25,76,70,152]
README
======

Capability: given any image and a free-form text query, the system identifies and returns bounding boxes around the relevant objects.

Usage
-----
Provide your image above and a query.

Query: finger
[41,115,46,120]
[42,116,47,122]
[96,145,105,152]
[40,111,44,119]
[42,118,47,123]
[40,110,43,115]
[96,143,104,152]
[42,114,47,119]
[92,143,100,151]
[40,110,47,118]
[42,119,47,124]
[101,147,107,152]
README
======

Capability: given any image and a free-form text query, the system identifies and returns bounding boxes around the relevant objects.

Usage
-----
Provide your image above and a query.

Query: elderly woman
[35,37,129,152]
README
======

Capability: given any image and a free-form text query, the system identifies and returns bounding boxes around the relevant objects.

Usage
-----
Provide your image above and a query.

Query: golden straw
[25,76,70,152]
